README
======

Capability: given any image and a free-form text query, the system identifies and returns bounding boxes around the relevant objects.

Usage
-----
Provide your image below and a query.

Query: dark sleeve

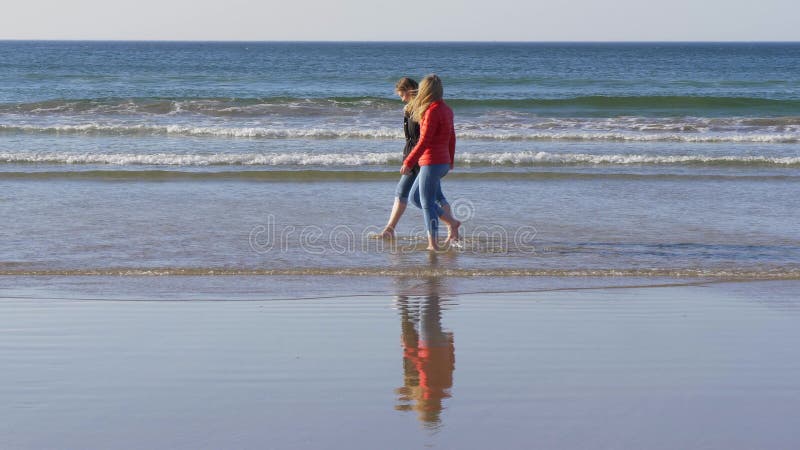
[410,118,420,146]
[402,115,421,165]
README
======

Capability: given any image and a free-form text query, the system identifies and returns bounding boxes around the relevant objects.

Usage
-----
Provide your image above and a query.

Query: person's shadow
[393,274,456,428]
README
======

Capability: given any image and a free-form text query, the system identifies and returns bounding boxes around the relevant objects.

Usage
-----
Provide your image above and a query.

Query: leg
[440,207,461,245]
[380,173,416,239]
[419,165,447,250]
[434,190,458,243]
[408,175,422,210]
[379,199,407,239]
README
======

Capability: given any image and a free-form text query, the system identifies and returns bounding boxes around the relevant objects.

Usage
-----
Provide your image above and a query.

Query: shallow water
[2,172,799,279]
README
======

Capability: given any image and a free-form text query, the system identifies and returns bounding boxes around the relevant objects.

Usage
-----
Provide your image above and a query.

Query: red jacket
[403,100,456,169]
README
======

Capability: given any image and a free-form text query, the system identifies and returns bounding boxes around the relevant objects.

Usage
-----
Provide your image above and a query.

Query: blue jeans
[408,164,450,239]
[396,172,448,206]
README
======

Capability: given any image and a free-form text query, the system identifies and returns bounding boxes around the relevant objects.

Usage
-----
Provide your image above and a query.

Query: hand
[400,165,411,175]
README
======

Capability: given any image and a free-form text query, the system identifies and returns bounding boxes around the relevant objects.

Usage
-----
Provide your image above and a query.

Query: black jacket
[403,112,421,175]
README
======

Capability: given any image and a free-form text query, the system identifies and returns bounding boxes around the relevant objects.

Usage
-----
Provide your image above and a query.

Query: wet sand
[2,279,799,450]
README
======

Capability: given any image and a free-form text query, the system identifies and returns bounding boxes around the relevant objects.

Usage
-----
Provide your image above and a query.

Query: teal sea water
[1,42,799,287]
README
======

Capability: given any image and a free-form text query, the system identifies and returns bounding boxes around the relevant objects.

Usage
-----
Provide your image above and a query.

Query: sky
[2,0,798,41]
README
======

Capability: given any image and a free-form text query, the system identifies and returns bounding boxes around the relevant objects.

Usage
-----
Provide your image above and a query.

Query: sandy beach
[2,278,799,449]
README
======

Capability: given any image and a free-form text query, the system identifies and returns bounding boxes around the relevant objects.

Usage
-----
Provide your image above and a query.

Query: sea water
[1,42,799,291]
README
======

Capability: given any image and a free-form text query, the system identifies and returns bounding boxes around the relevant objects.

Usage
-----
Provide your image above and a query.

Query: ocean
[1,41,799,292]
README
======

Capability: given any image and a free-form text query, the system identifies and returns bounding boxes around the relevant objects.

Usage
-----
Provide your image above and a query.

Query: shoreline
[2,274,799,303]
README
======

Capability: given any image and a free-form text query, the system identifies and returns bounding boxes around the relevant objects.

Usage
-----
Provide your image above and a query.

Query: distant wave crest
[0,124,404,139]
[0,97,397,116]
[2,151,798,167]
[3,95,800,116]
[1,123,799,143]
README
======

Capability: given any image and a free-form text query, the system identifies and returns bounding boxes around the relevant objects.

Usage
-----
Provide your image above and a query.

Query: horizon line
[1,39,799,44]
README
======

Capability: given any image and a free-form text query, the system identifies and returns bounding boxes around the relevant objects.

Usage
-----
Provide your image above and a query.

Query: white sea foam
[1,122,799,142]
[459,131,800,143]
[0,124,404,139]
[0,151,398,166]
[2,151,799,167]
[457,151,800,166]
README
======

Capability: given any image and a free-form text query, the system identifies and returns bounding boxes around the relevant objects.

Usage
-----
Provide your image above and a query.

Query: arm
[403,107,439,169]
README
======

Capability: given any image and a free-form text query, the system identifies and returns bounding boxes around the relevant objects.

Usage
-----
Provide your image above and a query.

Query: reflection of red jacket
[403,336,455,399]
[403,100,456,169]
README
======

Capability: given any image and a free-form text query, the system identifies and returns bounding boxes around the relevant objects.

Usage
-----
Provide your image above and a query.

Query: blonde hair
[408,74,443,123]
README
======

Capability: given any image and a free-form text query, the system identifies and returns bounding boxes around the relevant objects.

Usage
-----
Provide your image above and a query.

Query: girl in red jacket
[379,77,452,240]
[401,74,461,251]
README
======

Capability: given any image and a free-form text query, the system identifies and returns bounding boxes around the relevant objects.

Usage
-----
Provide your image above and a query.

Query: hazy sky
[3,0,798,41]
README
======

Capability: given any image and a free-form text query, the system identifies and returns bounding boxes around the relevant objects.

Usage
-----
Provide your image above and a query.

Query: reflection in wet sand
[394,276,455,428]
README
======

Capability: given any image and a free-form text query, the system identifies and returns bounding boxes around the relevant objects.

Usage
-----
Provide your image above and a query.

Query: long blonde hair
[408,74,443,123]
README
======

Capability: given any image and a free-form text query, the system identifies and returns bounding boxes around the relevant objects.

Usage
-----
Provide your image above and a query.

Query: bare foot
[377,228,395,240]
[426,245,439,251]
[445,220,461,244]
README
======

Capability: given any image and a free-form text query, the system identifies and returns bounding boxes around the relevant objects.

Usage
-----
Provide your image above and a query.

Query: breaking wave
[2,151,798,167]
[1,123,799,143]
[3,95,800,116]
